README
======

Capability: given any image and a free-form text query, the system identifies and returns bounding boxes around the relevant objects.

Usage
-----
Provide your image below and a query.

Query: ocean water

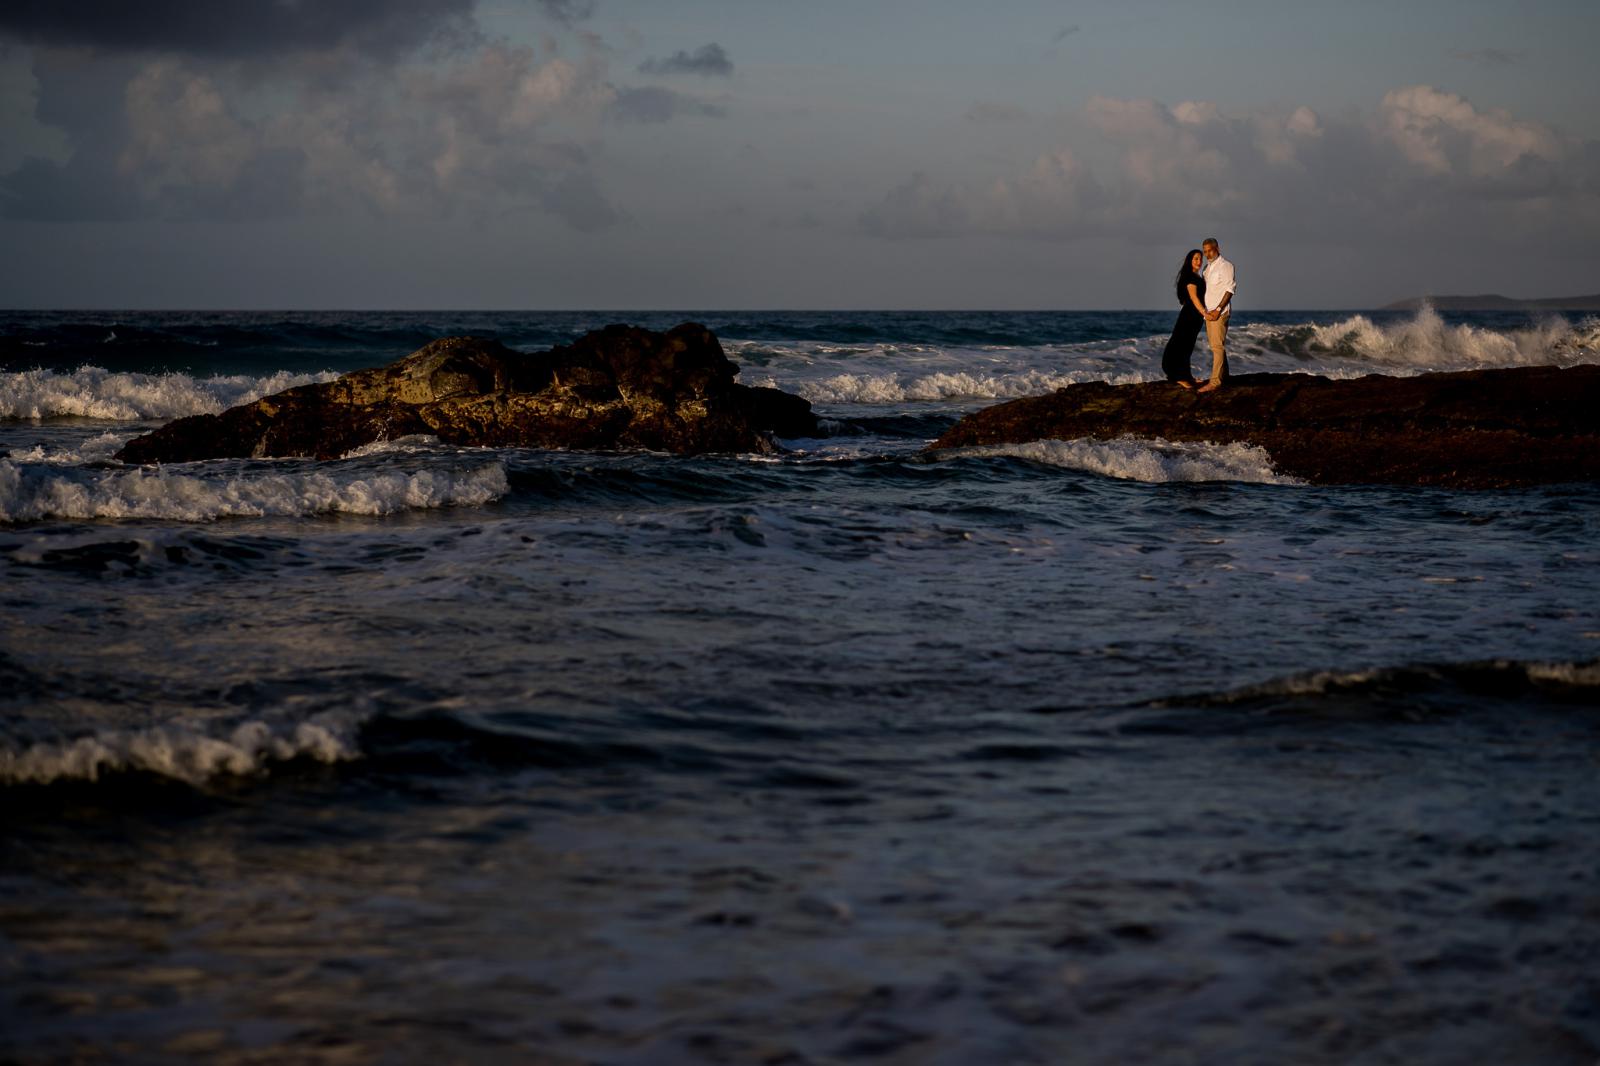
[3,307,1600,1064]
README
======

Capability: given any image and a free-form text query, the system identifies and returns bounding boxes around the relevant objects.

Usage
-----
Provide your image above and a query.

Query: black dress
[1161,272,1206,383]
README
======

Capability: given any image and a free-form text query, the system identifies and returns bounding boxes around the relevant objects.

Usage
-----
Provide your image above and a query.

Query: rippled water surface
[4,309,1600,1064]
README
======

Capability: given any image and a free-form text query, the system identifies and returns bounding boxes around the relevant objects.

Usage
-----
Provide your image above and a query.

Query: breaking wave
[939,437,1299,485]
[740,308,1599,405]
[3,430,132,465]
[770,368,1150,405]
[1138,657,1600,727]
[0,712,367,786]
[0,458,510,522]
[1244,306,1600,372]
[0,367,340,421]
[340,434,448,458]
[1180,657,1600,704]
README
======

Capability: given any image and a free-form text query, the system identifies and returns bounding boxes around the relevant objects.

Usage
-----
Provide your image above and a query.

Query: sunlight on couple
[1162,237,1236,393]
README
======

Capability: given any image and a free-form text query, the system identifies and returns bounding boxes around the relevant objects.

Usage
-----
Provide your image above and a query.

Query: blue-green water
[3,308,1600,1064]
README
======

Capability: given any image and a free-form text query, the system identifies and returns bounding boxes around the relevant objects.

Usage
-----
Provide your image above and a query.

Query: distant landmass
[1381,293,1600,311]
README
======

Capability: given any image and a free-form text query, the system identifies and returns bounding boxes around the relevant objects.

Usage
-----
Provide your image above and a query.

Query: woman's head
[1175,248,1203,302]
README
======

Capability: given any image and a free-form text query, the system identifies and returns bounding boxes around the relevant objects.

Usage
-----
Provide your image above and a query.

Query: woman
[1160,249,1207,388]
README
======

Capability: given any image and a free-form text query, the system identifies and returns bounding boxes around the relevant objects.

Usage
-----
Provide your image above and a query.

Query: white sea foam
[0,712,367,786]
[731,310,1599,407]
[0,459,509,522]
[752,368,1153,405]
[4,430,132,465]
[1245,307,1600,373]
[341,434,447,458]
[943,437,1299,485]
[1522,660,1600,688]
[1183,657,1600,705]
[1198,668,1387,702]
[0,367,340,421]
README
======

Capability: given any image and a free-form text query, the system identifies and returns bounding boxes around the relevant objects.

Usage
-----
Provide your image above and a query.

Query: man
[1197,237,1235,393]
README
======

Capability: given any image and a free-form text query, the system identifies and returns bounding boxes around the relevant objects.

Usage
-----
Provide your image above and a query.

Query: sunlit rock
[116,323,817,463]
[929,366,1600,488]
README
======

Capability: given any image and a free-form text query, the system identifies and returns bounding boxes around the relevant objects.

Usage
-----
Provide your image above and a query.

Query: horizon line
[0,304,1497,314]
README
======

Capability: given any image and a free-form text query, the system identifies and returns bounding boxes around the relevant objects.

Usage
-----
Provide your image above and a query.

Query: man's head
[1202,238,1220,261]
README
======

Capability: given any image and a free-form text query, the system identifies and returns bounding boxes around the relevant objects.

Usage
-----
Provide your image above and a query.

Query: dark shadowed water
[3,308,1600,1064]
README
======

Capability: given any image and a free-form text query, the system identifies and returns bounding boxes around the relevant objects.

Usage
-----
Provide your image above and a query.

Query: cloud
[118,59,258,198]
[537,0,596,27]
[861,151,1105,239]
[0,0,478,60]
[1450,47,1519,66]
[1,8,739,228]
[860,86,1597,248]
[638,42,733,77]
[606,85,724,123]
[0,46,69,172]
[541,169,619,231]
[1,41,626,227]
[1378,84,1559,180]
[1050,25,1081,44]
[964,101,1027,123]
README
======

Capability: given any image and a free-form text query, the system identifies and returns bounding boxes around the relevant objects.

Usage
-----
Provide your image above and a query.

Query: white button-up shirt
[1203,254,1236,315]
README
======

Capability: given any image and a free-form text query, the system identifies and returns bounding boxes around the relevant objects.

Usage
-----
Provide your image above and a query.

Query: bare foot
[1197,379,1222,393]
[1176,380,1196,390]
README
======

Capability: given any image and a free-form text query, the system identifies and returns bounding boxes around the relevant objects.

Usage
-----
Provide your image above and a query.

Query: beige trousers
[1205,313,1229,380]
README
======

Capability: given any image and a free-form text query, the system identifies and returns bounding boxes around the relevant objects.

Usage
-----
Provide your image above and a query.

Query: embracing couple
[1161,237,1235,393]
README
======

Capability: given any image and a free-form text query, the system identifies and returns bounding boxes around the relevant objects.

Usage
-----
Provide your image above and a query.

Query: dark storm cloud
[0,0,477,59]
[607,86,725,124]
[537,0,596,26]
[638,43,732,77]
[0,47,141,220]
[1450,47,1520,66]
[0,155,139,221]
[0,39,624,232]
[541,170,619,231]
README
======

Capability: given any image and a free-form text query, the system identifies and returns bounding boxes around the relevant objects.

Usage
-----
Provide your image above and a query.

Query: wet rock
[928,365,1600,488]
[115,323,818,464]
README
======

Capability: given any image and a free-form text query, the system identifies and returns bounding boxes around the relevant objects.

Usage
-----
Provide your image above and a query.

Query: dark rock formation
[928,365,1600,488]
[115,323,817,464]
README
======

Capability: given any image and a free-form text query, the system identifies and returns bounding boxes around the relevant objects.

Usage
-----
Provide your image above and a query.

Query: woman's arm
[1186,283,1205,315]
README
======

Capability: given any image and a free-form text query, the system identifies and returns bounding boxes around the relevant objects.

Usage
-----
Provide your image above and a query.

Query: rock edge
[115,322,817,464]
[927,365,1600,488]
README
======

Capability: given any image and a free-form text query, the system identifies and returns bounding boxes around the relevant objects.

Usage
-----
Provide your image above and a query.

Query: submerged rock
[928,365,1600,488]
[115,323,817,464]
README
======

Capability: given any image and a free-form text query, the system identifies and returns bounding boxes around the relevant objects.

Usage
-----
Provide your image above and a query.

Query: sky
[0,0,1596,309]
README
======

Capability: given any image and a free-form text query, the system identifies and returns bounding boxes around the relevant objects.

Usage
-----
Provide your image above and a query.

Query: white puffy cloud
[119,60,256,194]
[861,86,1594,246]
[1378,84,1561,178]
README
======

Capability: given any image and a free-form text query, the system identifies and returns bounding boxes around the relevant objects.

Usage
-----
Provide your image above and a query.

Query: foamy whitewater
[4,307,1600,1065]
[0,455,509,522]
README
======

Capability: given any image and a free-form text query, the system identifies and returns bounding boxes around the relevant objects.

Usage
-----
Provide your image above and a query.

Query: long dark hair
[1174,249,1203,305]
